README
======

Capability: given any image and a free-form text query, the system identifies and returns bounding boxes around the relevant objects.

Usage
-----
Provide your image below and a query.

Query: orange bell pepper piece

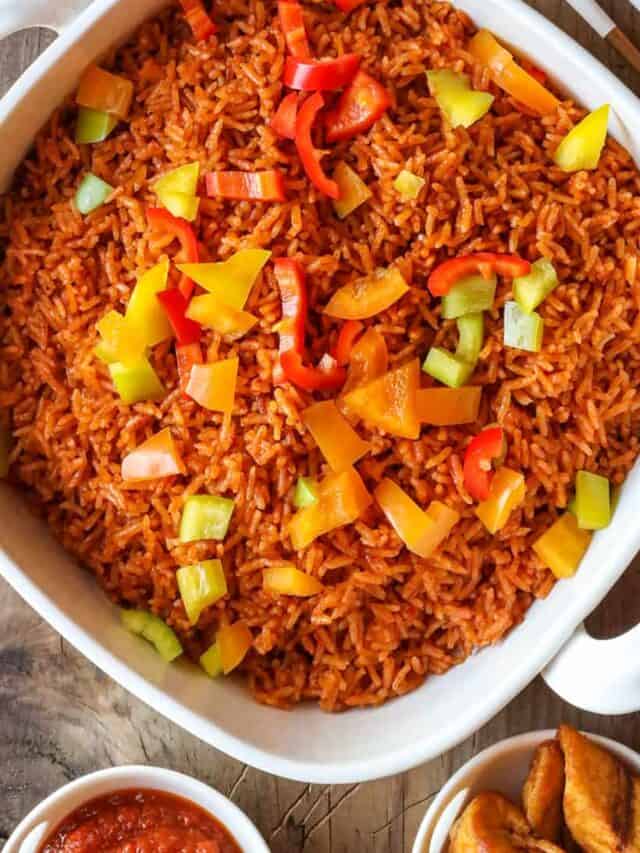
[374,478,460,558]
[121,428,185,482]
[468,30,559,116]
[339,326,389,403]
[341,358,420,439]
[288,467,372,549]
[76,65,134,120]
[263,565,324,596]
[217,622,253,674]
[324,267,409,320]
[186,358,239,414]
[302,400,371,472]
[475,466,525,533]
[416,386,482,426]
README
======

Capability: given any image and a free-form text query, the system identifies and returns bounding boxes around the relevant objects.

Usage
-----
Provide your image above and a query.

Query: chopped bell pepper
[575,470,611,530]
[456,312,484,365]
[333,0,367,12]
[95,310,146,365]
[340,326,388,397]
[294,476,319,508]
[205,170,286,202]
[153,161,200,221]
[109,357,165,404]
[177,249,271,309]
[533,512,592,579]
[121,427,185,482]
[422,347,472,389]
[289,466,372,549]
[76,65,134,120]
[178,0,217,40]
[341,359,420,439]
[429,252,530,297]
[177,559,227,625]
[463,425,506,501]
[295,92,340,199]
[176,342,203,393]
[416,386,482,426]
[302,399,371,472]
[332,162,371,219]
[218,622,253,674]
[325,70,391,142]
[475,467,525,533]
[126,260,173,347]
[427,69,494,128]
[146,207,199,300]
[75,107,117,144]
[324,266,409,320]
[75,173,114,214]
[157,289,202,346]
[393,169,425,201]
[186,357,239,414]
[441,274,496,319]
[468,30,559,116]
[263,565,324,596]
[0,426,10,478]
[278,1,311,59]
[553,104,609,172]
[332,320,364,366]
[280,350,347,391]
[180,495,235,542]
[271,92,298,140]
[273,257,307,381]
[504,300,544,352]
[199,642,223,677]
[513,257,558,314]
[284,54,361,91]
[374,478,460,558]
[186,293,258,337]
[121,609,183,661]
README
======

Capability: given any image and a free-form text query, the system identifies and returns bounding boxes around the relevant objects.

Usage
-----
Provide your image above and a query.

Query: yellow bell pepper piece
[185,357,238,413]
[186,293,258,337]
[324,266,409,320]
[218,622,253,674]
[393,169,425,201]
[374,478,459,558]
[126,260,173,347]
[468,30,559,116]
[263,565,324,597]
[109,356,165,404]
[200,642,223,677]
[476,467,525,534]
[427,69,494,128]
[553,105,609,172]
[289,467,372,550]
[95,309,146,366]
[177,559,227,625]
[533,512,592,579]
[154,162,200,222]
[416,386,482,426]
[341,359,420,439]
[301,399,370,472]
[177,249,272,309]
[332,161,372,219]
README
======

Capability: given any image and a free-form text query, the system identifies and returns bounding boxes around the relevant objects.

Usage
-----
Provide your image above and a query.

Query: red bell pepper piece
[283,54,361,91]
[295,93,340,199]
[146,207,199,300]
[176,341,204,394]
[325,70,391,142]
[271,92,299,140]
[280,350,346,392]
[178,0,216,40]
[333,0,367,12]
[428,252,531,297]
[332,320,364,365]
[157,288,201,346]
[278,1,311,60]
[205,170,286,202]
[463,426,506,501]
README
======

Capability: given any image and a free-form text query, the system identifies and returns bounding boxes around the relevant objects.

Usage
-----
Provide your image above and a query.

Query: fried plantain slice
[559,724,640,853]
[449,791,566,852]
[523,739,566,843]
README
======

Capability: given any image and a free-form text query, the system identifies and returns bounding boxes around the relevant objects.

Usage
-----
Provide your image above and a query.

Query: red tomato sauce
[39,788,242,853]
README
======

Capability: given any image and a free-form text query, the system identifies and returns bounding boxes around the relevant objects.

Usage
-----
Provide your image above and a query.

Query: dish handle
[0,0,92,40]
[542,622,640,714]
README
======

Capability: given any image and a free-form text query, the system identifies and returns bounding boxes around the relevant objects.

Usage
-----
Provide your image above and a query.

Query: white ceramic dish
[3,765,269,853]
[1,0,640,784]
[412,729,640,853]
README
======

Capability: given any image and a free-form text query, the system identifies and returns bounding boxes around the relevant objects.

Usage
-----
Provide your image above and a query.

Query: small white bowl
[4,765,269,853]
[412,729,640,853]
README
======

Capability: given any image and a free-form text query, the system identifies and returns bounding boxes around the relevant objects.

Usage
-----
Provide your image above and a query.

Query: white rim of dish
[411,729,640,853]
[4,765,269,853]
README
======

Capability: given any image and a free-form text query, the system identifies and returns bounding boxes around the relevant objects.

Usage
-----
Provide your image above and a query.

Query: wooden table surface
[2,3,640,850]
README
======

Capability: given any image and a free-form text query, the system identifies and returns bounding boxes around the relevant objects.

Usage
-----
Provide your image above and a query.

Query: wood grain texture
[1,6,640,850]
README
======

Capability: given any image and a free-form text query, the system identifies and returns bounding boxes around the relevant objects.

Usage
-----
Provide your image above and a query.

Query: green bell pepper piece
[177,559,228,625]
[109,357,165,404]
[75,107,118,144]
[575,470,611,530]
[503,301,544,352]
[179,495,235,542]
[513,258,558,314]
[75,172,114,214]
[456,312,484,364]
[441,274,496,319]
[294,476,319,508]
[422,347,473,388]
[120,609,183,661]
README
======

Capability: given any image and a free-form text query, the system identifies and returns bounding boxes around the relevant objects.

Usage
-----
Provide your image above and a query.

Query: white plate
[1,0,640,783]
